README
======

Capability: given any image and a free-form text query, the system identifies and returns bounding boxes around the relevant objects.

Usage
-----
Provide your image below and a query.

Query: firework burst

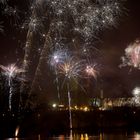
[120,40,140,69]
[0,64,25,110]
[58,55,85,79]
[85,64,98,80]
[49,48,68,67]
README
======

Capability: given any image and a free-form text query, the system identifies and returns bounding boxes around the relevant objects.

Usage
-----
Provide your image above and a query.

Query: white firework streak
[0,64,25,110]
[48,48,69,100]
[57,55,85,129]
[24,33,52,109]
[67,81,72,129]
[20,0,46,107]
[47,0,122,41]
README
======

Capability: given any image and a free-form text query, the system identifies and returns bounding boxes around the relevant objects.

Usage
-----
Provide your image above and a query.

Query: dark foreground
[1,106,140,138]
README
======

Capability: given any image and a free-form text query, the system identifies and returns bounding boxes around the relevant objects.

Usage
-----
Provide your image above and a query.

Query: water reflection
[6,138,20,140]
[50,132,140,140]
[5,131,140,140]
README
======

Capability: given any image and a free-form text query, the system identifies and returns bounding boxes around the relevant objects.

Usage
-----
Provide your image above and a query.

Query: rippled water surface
[5,131,140,140]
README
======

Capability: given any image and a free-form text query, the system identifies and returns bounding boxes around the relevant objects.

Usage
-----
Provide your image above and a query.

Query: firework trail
[49,48,68,101]
[24,33,51,109]
[21,0,47,108]
[120,40,140,69]
[0,64,24,111]
[15,126,20,137]
[54,69,60,100]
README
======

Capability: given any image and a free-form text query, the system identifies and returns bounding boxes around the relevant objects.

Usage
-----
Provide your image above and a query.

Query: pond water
[5,131,140,140]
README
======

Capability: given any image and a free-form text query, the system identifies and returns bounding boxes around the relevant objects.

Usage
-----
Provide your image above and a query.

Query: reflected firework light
[120,40,140,69]
[15,126,20,137]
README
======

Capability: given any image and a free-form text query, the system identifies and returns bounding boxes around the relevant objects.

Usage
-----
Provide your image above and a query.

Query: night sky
[0,0,140,103]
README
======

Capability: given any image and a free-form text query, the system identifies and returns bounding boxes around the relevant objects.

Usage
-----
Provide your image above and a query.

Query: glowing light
[83,107,89,112]
[15,126,19,137]
[49,48,68,67]
[85,64,98,79]
[52,103,57,108]
[0,64,25,110]
[132,87,140,97]
[132,87,140,106]
[58,56,85,79]
[120,40,140,69]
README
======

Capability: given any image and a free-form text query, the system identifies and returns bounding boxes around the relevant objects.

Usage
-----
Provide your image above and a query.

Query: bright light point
[15,126,19,137]
[52,103,57,108]
[42,34,45,37]
[74,106,78,110]
[54,55,59,63]
[132,87,140,97]
[83,107,89,112]
[64,64,70,75]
